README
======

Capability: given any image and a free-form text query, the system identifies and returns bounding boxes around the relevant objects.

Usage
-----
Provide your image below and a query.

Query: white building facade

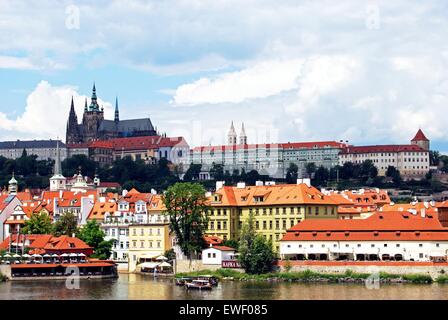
[280,211,448,262]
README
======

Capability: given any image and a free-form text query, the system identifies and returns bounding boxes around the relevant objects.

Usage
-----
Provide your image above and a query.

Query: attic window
[312,232,317,237]
[403,215,409,219]
[344,231,349,236]
[379,215,384,219]
[427,214,433,218]
[396,231,401,236]
[374,231,379,236]
[295,232,300,236]
[326,232,331,236]
[415,231,421,236]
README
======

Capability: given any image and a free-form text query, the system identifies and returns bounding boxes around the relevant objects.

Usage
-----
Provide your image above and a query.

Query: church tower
[66,97,81,144]
[411,129,430,150]
[114,96,120,123]
[8,172,18,195]
[228,121,237,145]
[239,122,247,145]
[49,141,67,191]
[82,83,104,142]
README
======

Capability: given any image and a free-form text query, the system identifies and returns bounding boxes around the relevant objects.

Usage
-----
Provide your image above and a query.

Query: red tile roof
[0,234,93,255]
[412,129,429,141]
[211,245,236,251]
[341,144,426,154]
[282,211,448,242]
[192,141,346,152]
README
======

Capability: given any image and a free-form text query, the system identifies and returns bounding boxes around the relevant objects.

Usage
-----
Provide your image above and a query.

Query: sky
[0,0,448,152]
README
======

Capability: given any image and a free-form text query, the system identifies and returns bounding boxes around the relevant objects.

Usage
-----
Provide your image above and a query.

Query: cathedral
[66,84,158,144]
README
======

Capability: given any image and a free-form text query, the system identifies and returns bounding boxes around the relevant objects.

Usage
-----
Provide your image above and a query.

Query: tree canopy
[163,182,209,258]
[238,212,274,274]
[21,212,53,235]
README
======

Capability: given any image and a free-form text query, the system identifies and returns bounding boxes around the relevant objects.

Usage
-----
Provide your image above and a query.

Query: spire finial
[115,96,119,122]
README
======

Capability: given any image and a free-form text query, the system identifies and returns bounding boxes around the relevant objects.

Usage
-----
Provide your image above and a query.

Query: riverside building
[205,180,339,252]
[280,211,448,262]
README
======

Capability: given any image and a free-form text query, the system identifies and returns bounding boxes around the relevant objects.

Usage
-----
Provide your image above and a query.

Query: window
[396,244,400,247]
[371,244,375,248]
[419,244,423,247]
[419,253,423,258]
[140,241,144,248]
[357,244,361,247]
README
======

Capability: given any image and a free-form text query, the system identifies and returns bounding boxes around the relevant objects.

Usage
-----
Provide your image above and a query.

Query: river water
[1,273,448,300]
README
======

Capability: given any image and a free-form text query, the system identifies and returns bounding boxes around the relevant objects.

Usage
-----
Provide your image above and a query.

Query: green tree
[222,239,239,249]
[305,162,316,178]
[429,150,440,167]
[386,166,402,186]
[163,182,209,259]
[314,166,330,186]
[164,248,176,261]
[183,164,202,181]
[77,220,113,259]
[210,163,225,181]
[238,212,274,274]
[285,163,298,184]
[21,212,53,235]
[52,212,79,237]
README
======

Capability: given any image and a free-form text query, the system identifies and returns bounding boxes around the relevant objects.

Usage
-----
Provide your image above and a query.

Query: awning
[159,262,172,267]
[139,253,161,259]
[139,262,160,269]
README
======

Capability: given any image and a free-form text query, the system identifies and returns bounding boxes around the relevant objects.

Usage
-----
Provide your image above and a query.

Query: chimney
[421,208,426,218]
[302,178,311,187]
[236,182,246,189]
[216,181,225,191]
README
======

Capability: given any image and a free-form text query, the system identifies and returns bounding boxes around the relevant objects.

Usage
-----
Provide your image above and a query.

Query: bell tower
[82,83,104,142]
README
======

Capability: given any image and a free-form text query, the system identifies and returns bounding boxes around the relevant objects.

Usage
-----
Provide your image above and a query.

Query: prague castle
[66,84,157,144]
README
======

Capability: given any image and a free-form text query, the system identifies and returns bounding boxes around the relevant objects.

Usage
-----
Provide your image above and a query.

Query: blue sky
[1,0,448,152]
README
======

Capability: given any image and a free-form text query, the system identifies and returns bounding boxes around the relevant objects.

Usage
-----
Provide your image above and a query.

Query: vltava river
[1,273,448,300]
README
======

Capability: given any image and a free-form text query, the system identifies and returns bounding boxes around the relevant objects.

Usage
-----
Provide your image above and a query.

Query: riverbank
[177,268,448,284]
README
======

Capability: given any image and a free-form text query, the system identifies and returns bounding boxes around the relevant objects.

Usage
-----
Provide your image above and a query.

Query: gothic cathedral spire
[115,96,120,122]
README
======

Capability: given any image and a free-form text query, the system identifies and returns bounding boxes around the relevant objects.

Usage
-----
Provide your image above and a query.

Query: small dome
[9,176,17,184]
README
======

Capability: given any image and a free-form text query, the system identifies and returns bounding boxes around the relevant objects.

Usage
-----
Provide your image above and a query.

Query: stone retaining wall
[0,265,11,279]
[281,263,448,280]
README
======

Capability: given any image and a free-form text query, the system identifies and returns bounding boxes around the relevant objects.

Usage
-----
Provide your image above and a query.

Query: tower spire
[239,122,247,145]
[84,97,88,112]
[228,121,237,145]
[115,96,119,122]
[54,140,61,175]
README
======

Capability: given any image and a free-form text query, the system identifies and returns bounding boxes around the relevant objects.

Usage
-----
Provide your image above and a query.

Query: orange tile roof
[211,246,236,251]
[382,202,438,214]
[87,201,117,220]
[204,235,224,245]
[209,184,338,207]
[0,234,93,254]
[282,211,448,242]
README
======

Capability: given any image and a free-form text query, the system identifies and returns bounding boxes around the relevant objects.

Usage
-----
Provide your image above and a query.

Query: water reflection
[0,274,448,300]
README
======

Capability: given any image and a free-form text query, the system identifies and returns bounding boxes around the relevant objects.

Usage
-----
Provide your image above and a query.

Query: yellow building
[128,223,171,272]
[205,182,339,252]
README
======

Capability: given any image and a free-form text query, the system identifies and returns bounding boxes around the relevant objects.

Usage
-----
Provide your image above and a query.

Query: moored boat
[185,279,213,290]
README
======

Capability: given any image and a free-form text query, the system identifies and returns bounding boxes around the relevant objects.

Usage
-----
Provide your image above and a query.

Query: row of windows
[131,228,162,236]
[131,240,162,248]
[286,243,441,249]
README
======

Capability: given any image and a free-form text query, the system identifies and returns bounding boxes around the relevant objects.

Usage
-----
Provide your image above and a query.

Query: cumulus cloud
[0,81,113,141]
[172,59,303,105]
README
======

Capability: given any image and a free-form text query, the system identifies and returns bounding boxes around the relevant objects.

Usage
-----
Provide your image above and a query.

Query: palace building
[205,180,339,252]
[66,84,157,144]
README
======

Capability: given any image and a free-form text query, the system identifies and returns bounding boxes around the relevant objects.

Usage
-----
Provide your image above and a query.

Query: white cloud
[0,56,39,70]
[172,59,304,105]
[0,81,113,141]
